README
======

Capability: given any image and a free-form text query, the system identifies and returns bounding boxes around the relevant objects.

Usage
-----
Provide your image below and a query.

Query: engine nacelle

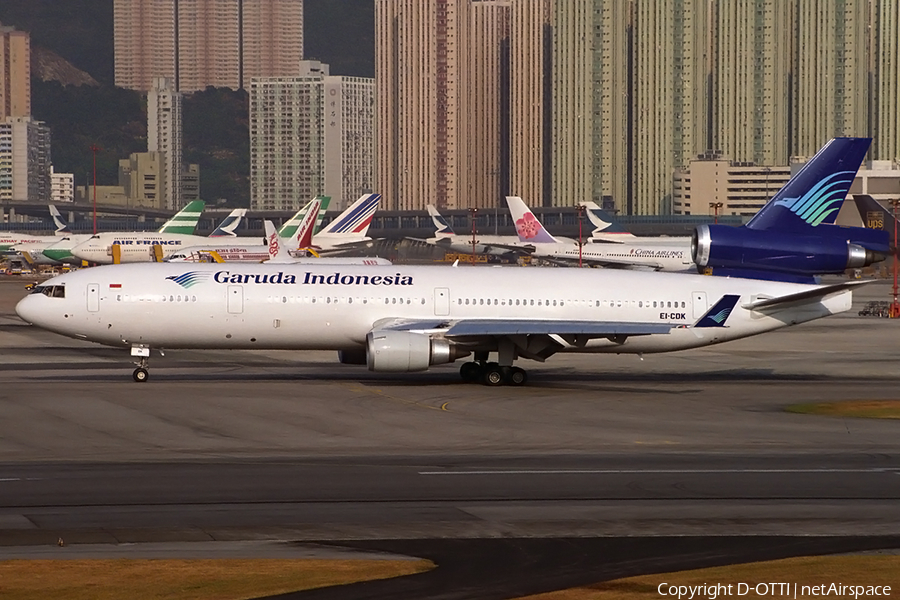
[692,224,884,276]
[366,331,468,372]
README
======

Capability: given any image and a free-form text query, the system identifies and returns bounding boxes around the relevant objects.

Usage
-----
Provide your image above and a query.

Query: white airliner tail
[263,220,294,263]
[319,193,381,237]
[209,208,247,237]
[427,205,455,239]
[505,196,559,244]
[49,205,71,235]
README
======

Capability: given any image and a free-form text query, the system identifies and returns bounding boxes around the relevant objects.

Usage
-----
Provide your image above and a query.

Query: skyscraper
[376,0,511,211]
[0,117,52,202]
[113,0,304,92]
[0,24,31,119]
[147,77,183,209]
[250,62,374,212]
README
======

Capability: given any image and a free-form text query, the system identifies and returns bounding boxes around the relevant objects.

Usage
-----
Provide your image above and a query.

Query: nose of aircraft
[15,294,39,325]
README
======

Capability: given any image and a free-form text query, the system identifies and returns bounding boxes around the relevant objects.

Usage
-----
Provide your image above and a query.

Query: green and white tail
[278,196,331,238]
[157,200,206,234]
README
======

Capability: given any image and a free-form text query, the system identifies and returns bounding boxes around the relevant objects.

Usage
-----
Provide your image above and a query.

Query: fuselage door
[434,287,450,316]
[87,283,100,312]
[691,291,708,319]
[227,285,243,314]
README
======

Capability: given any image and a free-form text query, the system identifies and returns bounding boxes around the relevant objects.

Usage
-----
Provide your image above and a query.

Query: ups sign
[866,211,885,230]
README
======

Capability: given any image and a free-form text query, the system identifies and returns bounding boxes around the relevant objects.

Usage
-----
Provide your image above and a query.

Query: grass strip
[517,555,900,599]
[0,558,433,600]
[786,400,900,419]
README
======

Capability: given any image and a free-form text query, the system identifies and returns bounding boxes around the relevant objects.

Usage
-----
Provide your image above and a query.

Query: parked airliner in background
[413,204,575,256]
[167,198,324,263]
[506,196,693,271]
[0,204,75,252]
[17,261,865,385]
[310,193,382,253]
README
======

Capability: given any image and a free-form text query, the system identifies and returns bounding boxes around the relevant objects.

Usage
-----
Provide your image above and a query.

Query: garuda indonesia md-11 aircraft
[15,138,887,385]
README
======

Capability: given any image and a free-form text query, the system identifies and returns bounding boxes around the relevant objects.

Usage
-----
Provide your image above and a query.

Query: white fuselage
[70,233,265,264]
[166,245,391,266]
[0,233,63,252]
[16,263,850,359]
[533,238,694,271]
[430,234,577,256]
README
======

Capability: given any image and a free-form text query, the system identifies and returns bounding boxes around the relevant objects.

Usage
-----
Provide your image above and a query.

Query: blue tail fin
[694,295,741,328]
[745,137,870,233]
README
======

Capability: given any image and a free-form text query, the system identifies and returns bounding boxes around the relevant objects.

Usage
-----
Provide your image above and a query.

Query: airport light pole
[577,204,585,268]
[469,207,478,264]
[709,201,723,225]
[90,144,101,234]
[891,200,900,318]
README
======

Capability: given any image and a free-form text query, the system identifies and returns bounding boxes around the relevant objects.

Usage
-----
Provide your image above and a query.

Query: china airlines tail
[505,196,560,244]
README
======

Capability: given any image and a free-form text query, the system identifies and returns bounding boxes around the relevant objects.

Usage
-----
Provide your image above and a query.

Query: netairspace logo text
[658,583,892,600]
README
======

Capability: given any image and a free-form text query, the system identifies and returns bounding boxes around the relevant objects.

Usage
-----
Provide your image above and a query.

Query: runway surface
[1,276,899,598]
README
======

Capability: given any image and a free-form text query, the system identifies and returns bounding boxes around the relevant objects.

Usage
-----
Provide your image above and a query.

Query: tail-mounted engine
[692,224,885,276]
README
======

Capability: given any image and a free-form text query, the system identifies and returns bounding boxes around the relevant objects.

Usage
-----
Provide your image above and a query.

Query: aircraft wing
[372,318,674,361]
[536,253,665,270]
[741,280,872,310]
[374,318,671,337]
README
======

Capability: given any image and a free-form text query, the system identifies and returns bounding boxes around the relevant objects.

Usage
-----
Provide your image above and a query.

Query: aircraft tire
[133,367,149,383]
[508,367,527,386]
[483,365,505,386]
[460,362,481,382]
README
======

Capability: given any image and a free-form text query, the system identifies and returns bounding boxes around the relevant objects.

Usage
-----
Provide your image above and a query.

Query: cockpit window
[31,285,65,298]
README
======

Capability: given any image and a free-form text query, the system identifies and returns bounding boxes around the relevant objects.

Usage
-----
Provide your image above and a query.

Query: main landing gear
[459,361,528,387]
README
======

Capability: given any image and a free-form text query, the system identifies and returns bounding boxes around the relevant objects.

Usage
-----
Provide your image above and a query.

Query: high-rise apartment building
[147,77,183,209]
[0,24,31,119]
[0,117,51,202]
[250,62,374,212]
[114,0,304,92]
[241,0,304,87]
[50,166,75,203]
[376,0,512,211]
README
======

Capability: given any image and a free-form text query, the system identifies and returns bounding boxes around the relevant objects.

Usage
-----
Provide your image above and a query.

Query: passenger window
[639,301,643,308]
[653,301,657,308]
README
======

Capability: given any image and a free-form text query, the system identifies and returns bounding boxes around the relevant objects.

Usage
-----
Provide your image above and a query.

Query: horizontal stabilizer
[742,280,871,310]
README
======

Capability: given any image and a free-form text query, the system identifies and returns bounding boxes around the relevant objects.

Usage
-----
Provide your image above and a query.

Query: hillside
[0,0,375,206]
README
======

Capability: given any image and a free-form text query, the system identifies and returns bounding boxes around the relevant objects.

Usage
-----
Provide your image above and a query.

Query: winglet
[505,196,559,244]
[427,205,455,238]
[693,294,741,328]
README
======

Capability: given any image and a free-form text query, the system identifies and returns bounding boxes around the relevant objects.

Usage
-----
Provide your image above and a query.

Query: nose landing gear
[131,344,151,383]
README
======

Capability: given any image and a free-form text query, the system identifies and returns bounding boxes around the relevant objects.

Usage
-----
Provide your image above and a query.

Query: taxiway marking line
[418,468,900,475]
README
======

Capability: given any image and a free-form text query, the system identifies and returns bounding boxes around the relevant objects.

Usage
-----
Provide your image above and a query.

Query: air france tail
[427,205,455,238]
[158,200,206,235]
[505,196,559,244]
[209,208,247,237]
[319,193,381,237]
